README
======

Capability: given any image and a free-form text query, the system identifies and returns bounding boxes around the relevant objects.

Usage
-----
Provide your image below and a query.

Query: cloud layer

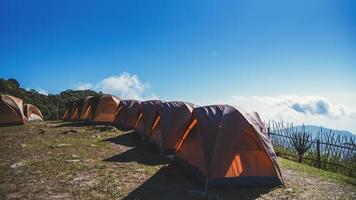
[75,72,157,100]
[229,95,356,132]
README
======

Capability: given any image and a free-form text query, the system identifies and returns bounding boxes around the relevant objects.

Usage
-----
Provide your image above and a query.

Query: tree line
[0,78,101,120]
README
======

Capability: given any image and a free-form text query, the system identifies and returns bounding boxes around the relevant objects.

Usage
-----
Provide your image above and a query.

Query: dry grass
[0,121,355,199]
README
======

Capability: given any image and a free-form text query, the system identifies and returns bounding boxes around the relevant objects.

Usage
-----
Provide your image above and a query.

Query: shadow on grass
[103,131,139,147]
[103,141,167,166]
[124,163,275,200]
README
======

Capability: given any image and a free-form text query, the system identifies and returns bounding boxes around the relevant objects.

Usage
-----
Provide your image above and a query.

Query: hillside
[0,78,101,120]
[0,121,355,199]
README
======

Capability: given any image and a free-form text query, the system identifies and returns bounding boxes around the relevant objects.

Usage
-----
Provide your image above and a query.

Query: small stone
[65,159,80,163]
[71,155,78,158]
[20,144,26,148]
[11,162,25,169]
[57,143,69,147]
[285,188,293,193]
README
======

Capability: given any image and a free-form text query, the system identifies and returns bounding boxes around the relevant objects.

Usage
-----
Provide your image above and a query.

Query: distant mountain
[290,125,355,139]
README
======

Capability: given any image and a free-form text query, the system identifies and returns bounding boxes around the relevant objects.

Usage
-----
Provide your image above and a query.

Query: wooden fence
[269,132,356,177]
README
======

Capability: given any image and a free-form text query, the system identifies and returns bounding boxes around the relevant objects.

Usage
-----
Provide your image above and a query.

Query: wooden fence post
[316,139,321,169]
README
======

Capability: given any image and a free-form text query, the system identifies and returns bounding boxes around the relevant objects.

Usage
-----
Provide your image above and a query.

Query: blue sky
[1,0,356,132]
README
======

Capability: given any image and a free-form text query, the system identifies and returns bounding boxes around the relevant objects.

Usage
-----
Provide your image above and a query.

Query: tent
[175,105,283,188]
[148,101,195,154]
[79,96,93,121]
[71,98,85,121]
[62,101,75,121]
[82,96,101,122]
[136,100,162,139]
[93,94,121,124]
[24,104,43,121]
[113,100,141,131]
[69,100,79,121]
[62,102,70,121]
[0,95,27,126]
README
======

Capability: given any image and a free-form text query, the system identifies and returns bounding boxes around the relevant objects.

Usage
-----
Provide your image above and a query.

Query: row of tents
[64,94,284,188]
[0,95,43,126]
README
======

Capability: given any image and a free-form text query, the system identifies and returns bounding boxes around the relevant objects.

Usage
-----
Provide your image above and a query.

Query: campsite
[1,1,356,199]
[1,93,355,199]
[1,121,355,199]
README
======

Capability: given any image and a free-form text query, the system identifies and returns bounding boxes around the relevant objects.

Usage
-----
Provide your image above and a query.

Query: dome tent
[135,100,162,139]
[148,101,196,154]
[24,104,43,121]
[62,101,74,121]
[92,94,121,124]
[79,96,93,121]
[175,105,283,188]
[113,100,141,131]
[0,95,27,126]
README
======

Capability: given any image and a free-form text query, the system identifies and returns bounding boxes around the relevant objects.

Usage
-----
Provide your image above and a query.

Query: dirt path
[0,121,355,199]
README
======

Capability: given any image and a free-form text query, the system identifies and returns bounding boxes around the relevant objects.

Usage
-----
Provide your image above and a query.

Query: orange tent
[135,100,162,139]
[79,96,93,121]
[24,104,43,121]
[62,101,75,121]
[113,100,141,131]
[82,96,101,123]
[93,94,121,124]
[0,95,27,126]
[71,98,86,121]
[69,100,79,121]
[148,101,195,154]
[175,105,283,188]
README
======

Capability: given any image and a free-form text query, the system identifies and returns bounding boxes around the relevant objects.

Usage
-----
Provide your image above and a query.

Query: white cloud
[36,88,49,96]
[74,72,157,100]
[229,95,356,133]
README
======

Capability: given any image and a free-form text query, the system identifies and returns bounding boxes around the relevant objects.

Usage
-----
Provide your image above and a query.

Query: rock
[285,188,293,193]
[71,154,78,158]
[20,144,26,148]
[11,162,25,169]
[65,159,80,163]
[57,143,69,147]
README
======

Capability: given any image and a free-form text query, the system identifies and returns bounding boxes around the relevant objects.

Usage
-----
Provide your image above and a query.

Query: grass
[0,121,355,199]
[279,157,356,186]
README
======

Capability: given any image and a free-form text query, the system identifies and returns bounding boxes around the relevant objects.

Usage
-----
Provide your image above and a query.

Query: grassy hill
[0,121,354,199]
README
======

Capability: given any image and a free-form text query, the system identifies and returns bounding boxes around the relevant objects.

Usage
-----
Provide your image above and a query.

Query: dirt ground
[0,121,355,199]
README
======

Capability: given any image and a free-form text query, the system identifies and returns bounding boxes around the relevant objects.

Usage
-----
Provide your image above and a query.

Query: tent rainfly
[175,105,284,188]
[83,96,101,123]
[113,100,141,131]
[79,96,93,121]
[148,101,195,154]
[24,104,43,121]
[71,98,85,121]
[92,94,121,124]
[136,100,162,139]
[0,95,27,126]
